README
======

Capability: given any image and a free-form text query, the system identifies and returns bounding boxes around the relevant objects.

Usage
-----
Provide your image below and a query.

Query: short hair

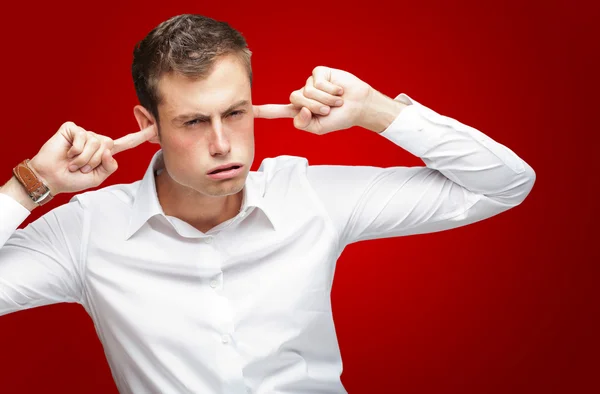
[131,14,252,123]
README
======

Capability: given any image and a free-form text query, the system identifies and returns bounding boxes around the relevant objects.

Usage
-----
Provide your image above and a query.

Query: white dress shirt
[0,93,535,393]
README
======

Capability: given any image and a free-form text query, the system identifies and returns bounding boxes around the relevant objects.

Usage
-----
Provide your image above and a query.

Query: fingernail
[335,100,343,106]
[68,164,79,172]
[320,106,330,114]
[81,165,92,173]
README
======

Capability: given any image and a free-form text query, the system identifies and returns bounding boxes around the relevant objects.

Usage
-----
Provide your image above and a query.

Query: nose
[208,120,231,157]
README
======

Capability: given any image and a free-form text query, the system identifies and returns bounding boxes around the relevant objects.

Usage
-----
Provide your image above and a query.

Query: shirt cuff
[379,93,457,157]
[0,192,31,242]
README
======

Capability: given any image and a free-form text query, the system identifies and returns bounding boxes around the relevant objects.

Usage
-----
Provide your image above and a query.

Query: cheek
[236,117,255,144]
[161,131,204,174]
[164,128,204,153]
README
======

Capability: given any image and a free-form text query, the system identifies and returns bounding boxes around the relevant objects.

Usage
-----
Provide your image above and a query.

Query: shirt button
[221,334,230,344]
[204,237,213,244]
[210,280,218,289]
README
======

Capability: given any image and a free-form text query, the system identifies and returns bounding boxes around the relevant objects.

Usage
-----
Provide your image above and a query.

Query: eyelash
[185,110,245,126]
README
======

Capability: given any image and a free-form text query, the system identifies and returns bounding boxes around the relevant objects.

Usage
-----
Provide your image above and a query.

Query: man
[0,13,535,394]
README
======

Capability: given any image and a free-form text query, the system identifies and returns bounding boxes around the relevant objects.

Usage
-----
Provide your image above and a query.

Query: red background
[0,0,597,393]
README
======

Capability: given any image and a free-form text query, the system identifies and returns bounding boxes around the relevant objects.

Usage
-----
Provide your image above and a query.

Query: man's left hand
[253,66,405,134]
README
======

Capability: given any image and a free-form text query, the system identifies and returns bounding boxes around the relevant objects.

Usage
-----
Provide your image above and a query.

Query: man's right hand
[28,122,158,196]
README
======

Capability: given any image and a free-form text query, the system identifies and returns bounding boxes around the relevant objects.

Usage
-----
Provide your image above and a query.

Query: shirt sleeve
[306,93,536,248]
[0,193,86,316]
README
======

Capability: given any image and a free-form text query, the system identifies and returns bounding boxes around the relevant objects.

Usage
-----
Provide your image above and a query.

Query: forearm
[359,89,408,133]
[0,176,38,212]
[378,93,536,205]
[0,177,36,248]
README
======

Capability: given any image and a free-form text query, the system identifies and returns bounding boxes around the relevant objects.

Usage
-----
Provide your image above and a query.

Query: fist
[29,121,157,195]
[289,66,373,134]
[253,66,374,135]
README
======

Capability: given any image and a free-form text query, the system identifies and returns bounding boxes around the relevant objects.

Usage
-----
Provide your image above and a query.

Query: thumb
[97,148,119,178]
[293,107,313,130]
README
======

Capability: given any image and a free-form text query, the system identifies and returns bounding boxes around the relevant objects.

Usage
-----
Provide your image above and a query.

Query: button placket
[208,270,223,291]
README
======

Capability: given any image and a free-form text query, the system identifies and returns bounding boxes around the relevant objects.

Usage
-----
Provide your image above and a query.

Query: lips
[207,163,243,175]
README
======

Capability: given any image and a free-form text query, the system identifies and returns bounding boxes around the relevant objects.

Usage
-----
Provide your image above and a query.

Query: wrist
[359,89,407,133]
[29,156,60,196]
[9,157,58,209]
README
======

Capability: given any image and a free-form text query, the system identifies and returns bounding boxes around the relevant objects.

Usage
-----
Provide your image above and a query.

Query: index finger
[253,104,300,119]
[112,124,157,155]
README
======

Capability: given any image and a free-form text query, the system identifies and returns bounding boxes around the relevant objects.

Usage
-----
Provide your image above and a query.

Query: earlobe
[133,105,160,144]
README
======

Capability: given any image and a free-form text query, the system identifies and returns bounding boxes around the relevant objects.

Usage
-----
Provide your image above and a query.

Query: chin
[204,175,247,197]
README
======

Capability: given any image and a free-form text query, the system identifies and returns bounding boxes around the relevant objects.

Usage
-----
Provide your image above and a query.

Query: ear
[133,105,160,144]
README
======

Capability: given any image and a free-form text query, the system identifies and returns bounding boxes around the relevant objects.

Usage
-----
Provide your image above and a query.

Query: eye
[227,110,245,118]
[185,118,206,127]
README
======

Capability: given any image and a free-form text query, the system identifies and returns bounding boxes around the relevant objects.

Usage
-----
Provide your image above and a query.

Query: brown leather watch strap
[12,159,54,206]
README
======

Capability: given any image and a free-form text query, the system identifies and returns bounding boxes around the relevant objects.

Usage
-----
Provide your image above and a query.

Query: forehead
[157,54,251,118]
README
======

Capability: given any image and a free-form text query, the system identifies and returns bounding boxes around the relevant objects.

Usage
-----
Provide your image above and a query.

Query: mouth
[207,163,243,174]
[207,163,244,180]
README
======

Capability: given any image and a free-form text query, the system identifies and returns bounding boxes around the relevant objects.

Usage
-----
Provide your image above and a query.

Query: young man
[0,13,535,394]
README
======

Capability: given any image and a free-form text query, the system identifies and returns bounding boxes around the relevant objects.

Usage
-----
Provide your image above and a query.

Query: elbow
[521,162,536,201]
[486,161,536,208]
[510,162,537,206]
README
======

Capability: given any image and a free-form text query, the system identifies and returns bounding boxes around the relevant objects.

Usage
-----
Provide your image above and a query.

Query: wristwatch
[12,159,54,206]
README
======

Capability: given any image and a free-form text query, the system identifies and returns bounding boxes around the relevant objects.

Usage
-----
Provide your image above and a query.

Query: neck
[155,169,243,234]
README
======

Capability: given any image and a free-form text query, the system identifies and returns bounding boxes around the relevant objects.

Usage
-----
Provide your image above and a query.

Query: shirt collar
[125,149,279,240]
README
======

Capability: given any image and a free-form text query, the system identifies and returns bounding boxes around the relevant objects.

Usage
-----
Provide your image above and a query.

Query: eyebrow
[171,99,249,124]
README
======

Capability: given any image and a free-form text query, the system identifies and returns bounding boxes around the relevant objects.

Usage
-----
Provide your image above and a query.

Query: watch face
[33,187,52,205]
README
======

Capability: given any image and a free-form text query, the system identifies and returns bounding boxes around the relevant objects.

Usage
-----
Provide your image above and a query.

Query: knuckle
[100,141,112,152]
[89,138,101,148]
[69,143,81,152]
[289,90,300,103]
[62,121,77,129]
[315,81,328,91]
